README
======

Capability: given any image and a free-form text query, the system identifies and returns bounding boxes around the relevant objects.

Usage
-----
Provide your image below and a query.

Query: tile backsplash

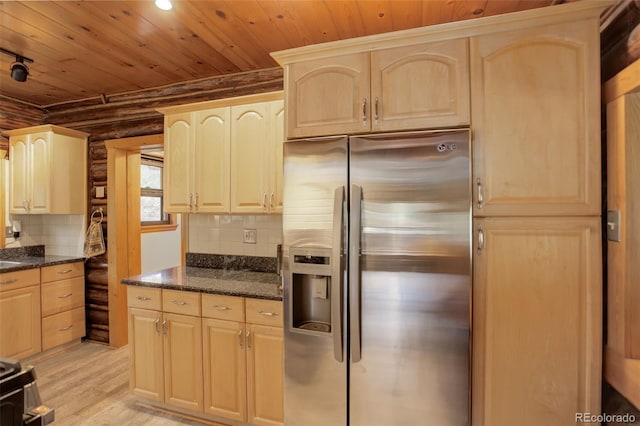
[5,214,86,256]
[188,214,282,258]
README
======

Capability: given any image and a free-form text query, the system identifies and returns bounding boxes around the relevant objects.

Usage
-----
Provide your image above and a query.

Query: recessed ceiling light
[155,0,172,11]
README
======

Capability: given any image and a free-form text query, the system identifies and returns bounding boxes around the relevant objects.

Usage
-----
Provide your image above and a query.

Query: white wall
[188,214,282,258]
[141,217,182,273]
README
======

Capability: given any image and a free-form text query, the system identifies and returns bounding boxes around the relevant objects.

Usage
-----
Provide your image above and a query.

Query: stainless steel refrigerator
[282,130,471,426]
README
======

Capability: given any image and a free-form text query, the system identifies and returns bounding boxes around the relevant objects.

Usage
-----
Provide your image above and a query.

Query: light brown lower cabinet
[0,268,41,359]
[128,288,283,425]
[41,262,86,351]
[472,217,602,426]
[128,288,204,412]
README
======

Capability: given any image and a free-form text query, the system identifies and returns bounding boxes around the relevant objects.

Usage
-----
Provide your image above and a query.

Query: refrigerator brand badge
[437,143,458,152]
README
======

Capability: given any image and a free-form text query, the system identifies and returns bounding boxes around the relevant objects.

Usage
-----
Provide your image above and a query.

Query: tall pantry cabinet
[470,14,602,426]
[272,2,608,426]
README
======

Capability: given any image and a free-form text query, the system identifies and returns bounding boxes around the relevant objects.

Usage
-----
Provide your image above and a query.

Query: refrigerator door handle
[350,183,362,363]
[332,186,345,363]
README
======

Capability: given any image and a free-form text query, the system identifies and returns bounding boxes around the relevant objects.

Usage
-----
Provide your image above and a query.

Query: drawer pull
[171,300,187,306]
[58,324,73,331]
[258,310,278,317]
[57,269,73,274]
[136,295,151,301]
[58,293,73,299]
[0,279,18,285]
[214,305,231,311]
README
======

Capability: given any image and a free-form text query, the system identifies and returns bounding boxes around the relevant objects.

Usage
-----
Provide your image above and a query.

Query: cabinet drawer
[0,268,40,292]
[163,289,201,316]
[42,306,85,351]
[41,276,85,317]
[201,294,244,322]
[245,299,282,327]
[41,262,84,283]
[128,286,162,310]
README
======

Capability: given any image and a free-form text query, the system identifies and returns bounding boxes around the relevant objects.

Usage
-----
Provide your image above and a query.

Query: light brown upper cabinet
[164,107,231,213]
[231,100,284,214]
[160,92,283,215]
[471,19,600,217]
[6,125,88,214]
[285,39,469,139]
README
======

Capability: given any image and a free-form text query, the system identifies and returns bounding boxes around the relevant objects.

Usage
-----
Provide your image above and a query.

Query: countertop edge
[0,256,85,273]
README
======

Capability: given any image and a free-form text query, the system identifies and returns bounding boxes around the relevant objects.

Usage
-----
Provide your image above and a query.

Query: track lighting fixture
[0,47,34,82]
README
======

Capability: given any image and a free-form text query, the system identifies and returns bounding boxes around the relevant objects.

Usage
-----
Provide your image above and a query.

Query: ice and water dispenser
[288,247,336,334]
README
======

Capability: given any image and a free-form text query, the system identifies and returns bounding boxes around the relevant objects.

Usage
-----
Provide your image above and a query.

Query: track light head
[0,47,34,83]
[10,58,29,82]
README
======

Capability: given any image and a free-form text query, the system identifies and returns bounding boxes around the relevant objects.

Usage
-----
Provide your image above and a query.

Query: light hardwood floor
[29,342,222,426]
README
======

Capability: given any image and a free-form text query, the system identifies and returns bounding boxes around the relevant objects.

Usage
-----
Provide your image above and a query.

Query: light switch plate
[243,229,257,244]
[607,210,621,242]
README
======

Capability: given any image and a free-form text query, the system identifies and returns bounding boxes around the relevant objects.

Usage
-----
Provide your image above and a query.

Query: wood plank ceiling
[0,0,568,108]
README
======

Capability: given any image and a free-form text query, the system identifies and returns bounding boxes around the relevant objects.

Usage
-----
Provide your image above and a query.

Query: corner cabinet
[470,19,600,217]
[6,125,88,214]
[164,108,231,213]
[281,38,469,138]
[159,92,284,215]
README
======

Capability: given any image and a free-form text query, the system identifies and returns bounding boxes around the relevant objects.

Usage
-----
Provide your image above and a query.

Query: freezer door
[349,130,471,426]
[282,137,348,426]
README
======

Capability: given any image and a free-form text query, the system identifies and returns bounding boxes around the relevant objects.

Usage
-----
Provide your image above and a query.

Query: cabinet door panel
[128,308,164,402]
[471,20,600,216]
[371,39,470,131]
[231,103,269,213]
[472,217,601,426]
[29,133,50,213]
[163,313,203,412]
[247,324,284,426]
[0,285,41,359]
[286,53,370,138]
[202,318,247,421]
[164,113,193,213]
[269,100,285,213]
[195,108,230,213]
[9,137,30,213]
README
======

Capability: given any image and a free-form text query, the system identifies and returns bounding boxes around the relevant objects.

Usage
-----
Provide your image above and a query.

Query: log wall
[0,67,283,344]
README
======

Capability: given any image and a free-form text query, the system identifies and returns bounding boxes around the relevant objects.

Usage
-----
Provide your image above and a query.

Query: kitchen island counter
[121,265,283,301]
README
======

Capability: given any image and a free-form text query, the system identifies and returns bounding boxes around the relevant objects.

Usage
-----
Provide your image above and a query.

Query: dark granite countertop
[122,266,283,301]
[0,255,85,273]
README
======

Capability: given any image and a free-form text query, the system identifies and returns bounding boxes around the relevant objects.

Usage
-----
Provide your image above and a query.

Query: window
[140,154,170,226]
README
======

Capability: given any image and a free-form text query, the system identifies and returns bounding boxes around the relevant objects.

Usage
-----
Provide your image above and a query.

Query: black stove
[0,358,55,426]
